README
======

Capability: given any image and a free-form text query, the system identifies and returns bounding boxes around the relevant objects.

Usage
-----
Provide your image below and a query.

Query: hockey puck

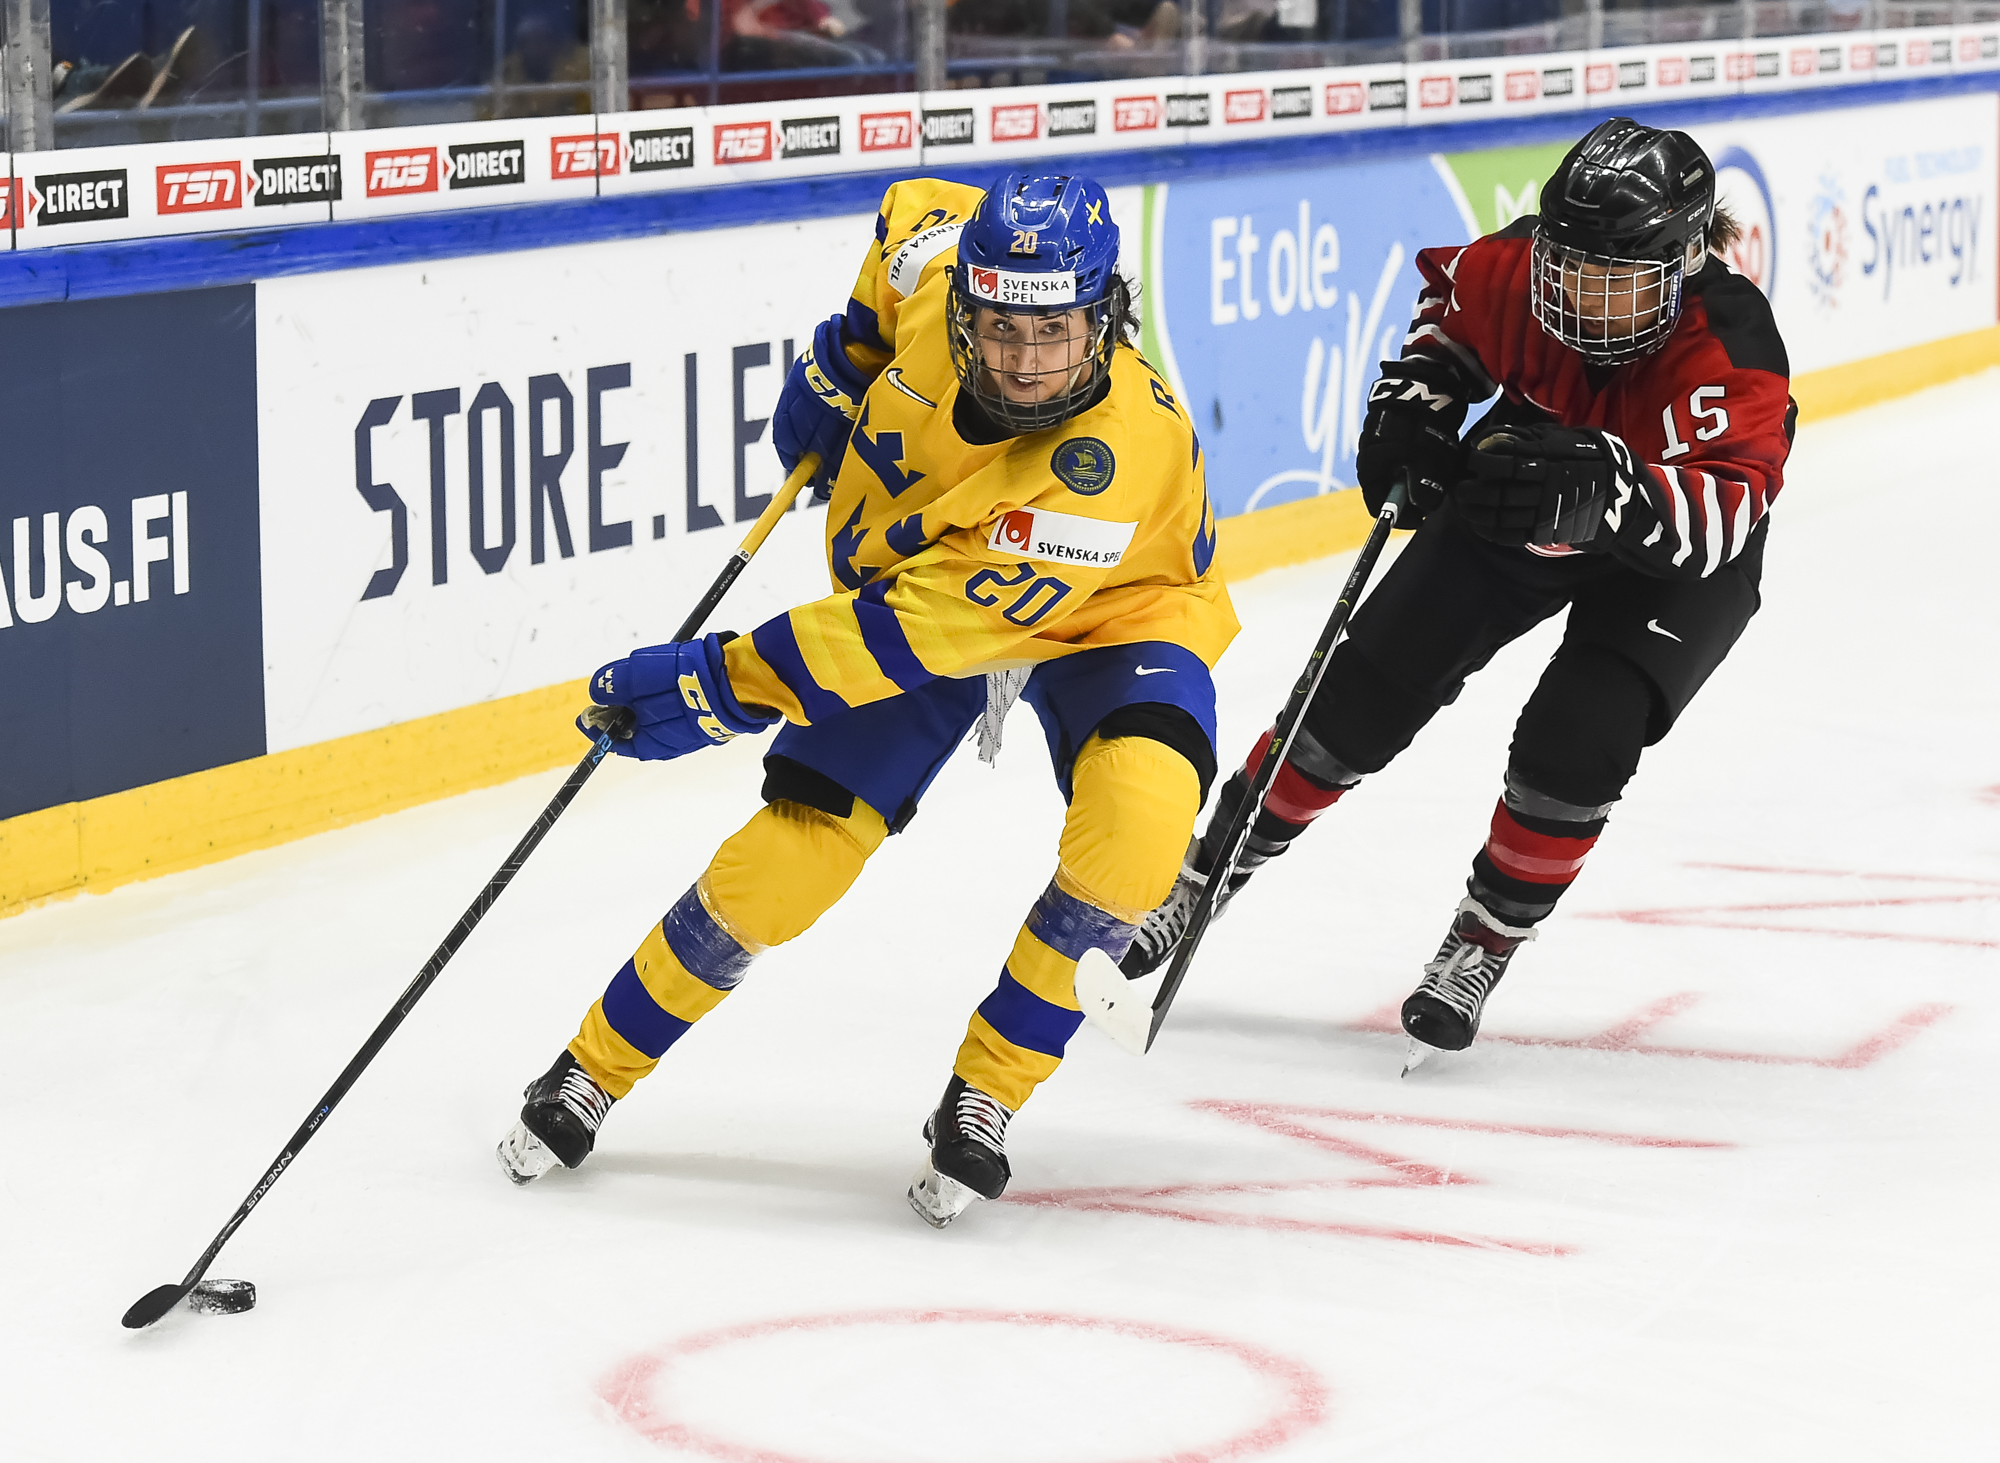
[187,1279,256,1316]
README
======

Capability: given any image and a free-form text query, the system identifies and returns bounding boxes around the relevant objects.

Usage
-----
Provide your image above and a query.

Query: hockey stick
[120,454,820,1330]
[1077,475,1410,1056]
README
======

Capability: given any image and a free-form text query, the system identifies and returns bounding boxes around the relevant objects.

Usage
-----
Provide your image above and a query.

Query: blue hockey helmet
[948,172,1131,433]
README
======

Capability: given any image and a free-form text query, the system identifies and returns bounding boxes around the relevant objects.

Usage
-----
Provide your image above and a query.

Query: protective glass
[1529,232,1686,365]
[946,286,1120,434]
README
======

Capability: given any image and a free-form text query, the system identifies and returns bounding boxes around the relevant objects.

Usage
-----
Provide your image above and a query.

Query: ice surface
[2,374,1996,1461]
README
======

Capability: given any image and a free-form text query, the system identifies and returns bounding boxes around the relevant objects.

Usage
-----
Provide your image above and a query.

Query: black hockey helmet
[1530,118,1717,363]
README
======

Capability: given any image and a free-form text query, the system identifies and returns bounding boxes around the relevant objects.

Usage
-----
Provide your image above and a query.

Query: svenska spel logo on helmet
[969,267,1078,306]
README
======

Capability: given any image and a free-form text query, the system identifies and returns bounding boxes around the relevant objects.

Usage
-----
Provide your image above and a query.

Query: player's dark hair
[1707,204,1742,255]
[1111,273,1140,348]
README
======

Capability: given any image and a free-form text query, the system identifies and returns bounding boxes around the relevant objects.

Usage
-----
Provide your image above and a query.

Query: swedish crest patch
[1051,437,1116,496]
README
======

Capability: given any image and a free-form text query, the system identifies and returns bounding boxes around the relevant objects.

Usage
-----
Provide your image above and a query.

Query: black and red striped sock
[1466,775,1612,926]
[1194,727,1360,886]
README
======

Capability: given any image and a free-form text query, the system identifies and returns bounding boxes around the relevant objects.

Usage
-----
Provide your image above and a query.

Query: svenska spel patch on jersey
[988,506,1137,567]
[887,222,962,297]
[966,266,1077,307]
[1051,437,1116,495]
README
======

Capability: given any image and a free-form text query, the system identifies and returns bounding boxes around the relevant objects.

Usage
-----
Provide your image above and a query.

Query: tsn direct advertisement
[4,26,1998,247]
[2,88,1995,825]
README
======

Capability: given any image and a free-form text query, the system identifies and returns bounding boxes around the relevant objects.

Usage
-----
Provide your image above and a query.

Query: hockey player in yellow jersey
[496,171,1236,1227]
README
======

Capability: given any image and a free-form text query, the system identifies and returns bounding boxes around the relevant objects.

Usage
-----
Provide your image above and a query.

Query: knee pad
[1058,733,1203,921]
[1509,645,1660,810]
[704,796,888,949]
[1302,642,1441,776]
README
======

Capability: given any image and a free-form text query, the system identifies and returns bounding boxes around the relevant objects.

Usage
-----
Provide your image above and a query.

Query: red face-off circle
[601,1307,1330,1463]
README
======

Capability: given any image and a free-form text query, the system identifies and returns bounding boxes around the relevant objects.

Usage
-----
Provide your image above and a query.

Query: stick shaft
[143,454,819,1314]
[1143,485,1406,1050]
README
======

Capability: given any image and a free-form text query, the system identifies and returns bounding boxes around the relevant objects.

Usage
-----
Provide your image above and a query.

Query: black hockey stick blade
[123,1283,193,1330]
[120,458,818,1329]
[1132,476,1410,1053]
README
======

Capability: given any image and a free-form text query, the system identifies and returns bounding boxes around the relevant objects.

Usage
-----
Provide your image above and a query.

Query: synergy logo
[552,133,618,177]
[254,155,341,204]
[1113,96,1162,131]
[967,266,1076,307]
[714,121,774,164]
[1806,172,1850,309]
[991,104,1040,141]
[157,162,241,214]
[630,127,694,171]
[859,111,913,151]
[365,148,436,197]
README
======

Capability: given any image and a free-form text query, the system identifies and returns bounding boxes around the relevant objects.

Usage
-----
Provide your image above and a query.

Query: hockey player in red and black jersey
[1125,118,1796,1066]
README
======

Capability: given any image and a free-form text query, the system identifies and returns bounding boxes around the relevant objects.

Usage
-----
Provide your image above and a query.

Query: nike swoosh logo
[1134,666,1175,676]
[885,368,936,407]
[1646,619,1683,643]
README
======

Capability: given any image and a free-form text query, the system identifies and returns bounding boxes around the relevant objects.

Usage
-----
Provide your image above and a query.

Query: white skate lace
[1129,860,1211,966]
[1418,941,1504,1026]
[977,667,1033,766]
[955,1086,1012,1154]
[559,1068,615,1133]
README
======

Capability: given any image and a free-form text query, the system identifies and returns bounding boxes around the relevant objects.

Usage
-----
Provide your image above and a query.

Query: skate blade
[496,1121,563,1186]
[907,1159,980,1230]
[1401,1038,1435,1078]
[1075,947,1158,1057]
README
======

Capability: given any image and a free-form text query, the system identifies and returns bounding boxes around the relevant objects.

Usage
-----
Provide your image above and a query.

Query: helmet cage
[1530,226,1694,366]
[946,276,1127,434]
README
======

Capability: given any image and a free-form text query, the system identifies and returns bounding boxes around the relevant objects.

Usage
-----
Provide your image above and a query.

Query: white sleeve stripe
[1665,465,1695,568]
[1402,325,1494,393]
[1700,473,1724,577]
[1726,482,1752,562]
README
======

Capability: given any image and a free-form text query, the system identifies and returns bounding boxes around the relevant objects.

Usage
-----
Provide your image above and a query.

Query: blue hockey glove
[578,633,778,762]
[773,313,870,499]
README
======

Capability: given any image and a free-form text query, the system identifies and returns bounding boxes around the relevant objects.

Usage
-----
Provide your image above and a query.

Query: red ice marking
[1008,1103,1727,1253]
[601,1308,1330,1463]
[1586,862,2000,950]
[1353,993,1953,1069]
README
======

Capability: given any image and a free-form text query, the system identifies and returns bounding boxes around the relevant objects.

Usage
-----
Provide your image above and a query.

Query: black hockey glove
[1456,426,1641,550]
[1356,356,1470,528]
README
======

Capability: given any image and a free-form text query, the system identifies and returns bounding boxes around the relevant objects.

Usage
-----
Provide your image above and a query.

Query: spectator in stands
[502,11,591,115]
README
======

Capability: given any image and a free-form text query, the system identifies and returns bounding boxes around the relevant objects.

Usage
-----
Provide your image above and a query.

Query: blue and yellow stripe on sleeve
[727,581,938,725]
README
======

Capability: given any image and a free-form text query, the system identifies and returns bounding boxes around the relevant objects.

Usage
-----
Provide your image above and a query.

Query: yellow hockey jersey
[723,178,1238,726]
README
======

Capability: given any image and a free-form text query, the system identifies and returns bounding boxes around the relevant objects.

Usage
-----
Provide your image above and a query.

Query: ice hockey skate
[496,1051,617,1184]
[907,1075,1013,1229]
[1400,897,1536,1073]
[1119,841,1210,978]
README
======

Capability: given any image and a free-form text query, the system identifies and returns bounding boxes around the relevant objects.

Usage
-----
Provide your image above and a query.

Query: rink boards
[2,82,1998,910]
